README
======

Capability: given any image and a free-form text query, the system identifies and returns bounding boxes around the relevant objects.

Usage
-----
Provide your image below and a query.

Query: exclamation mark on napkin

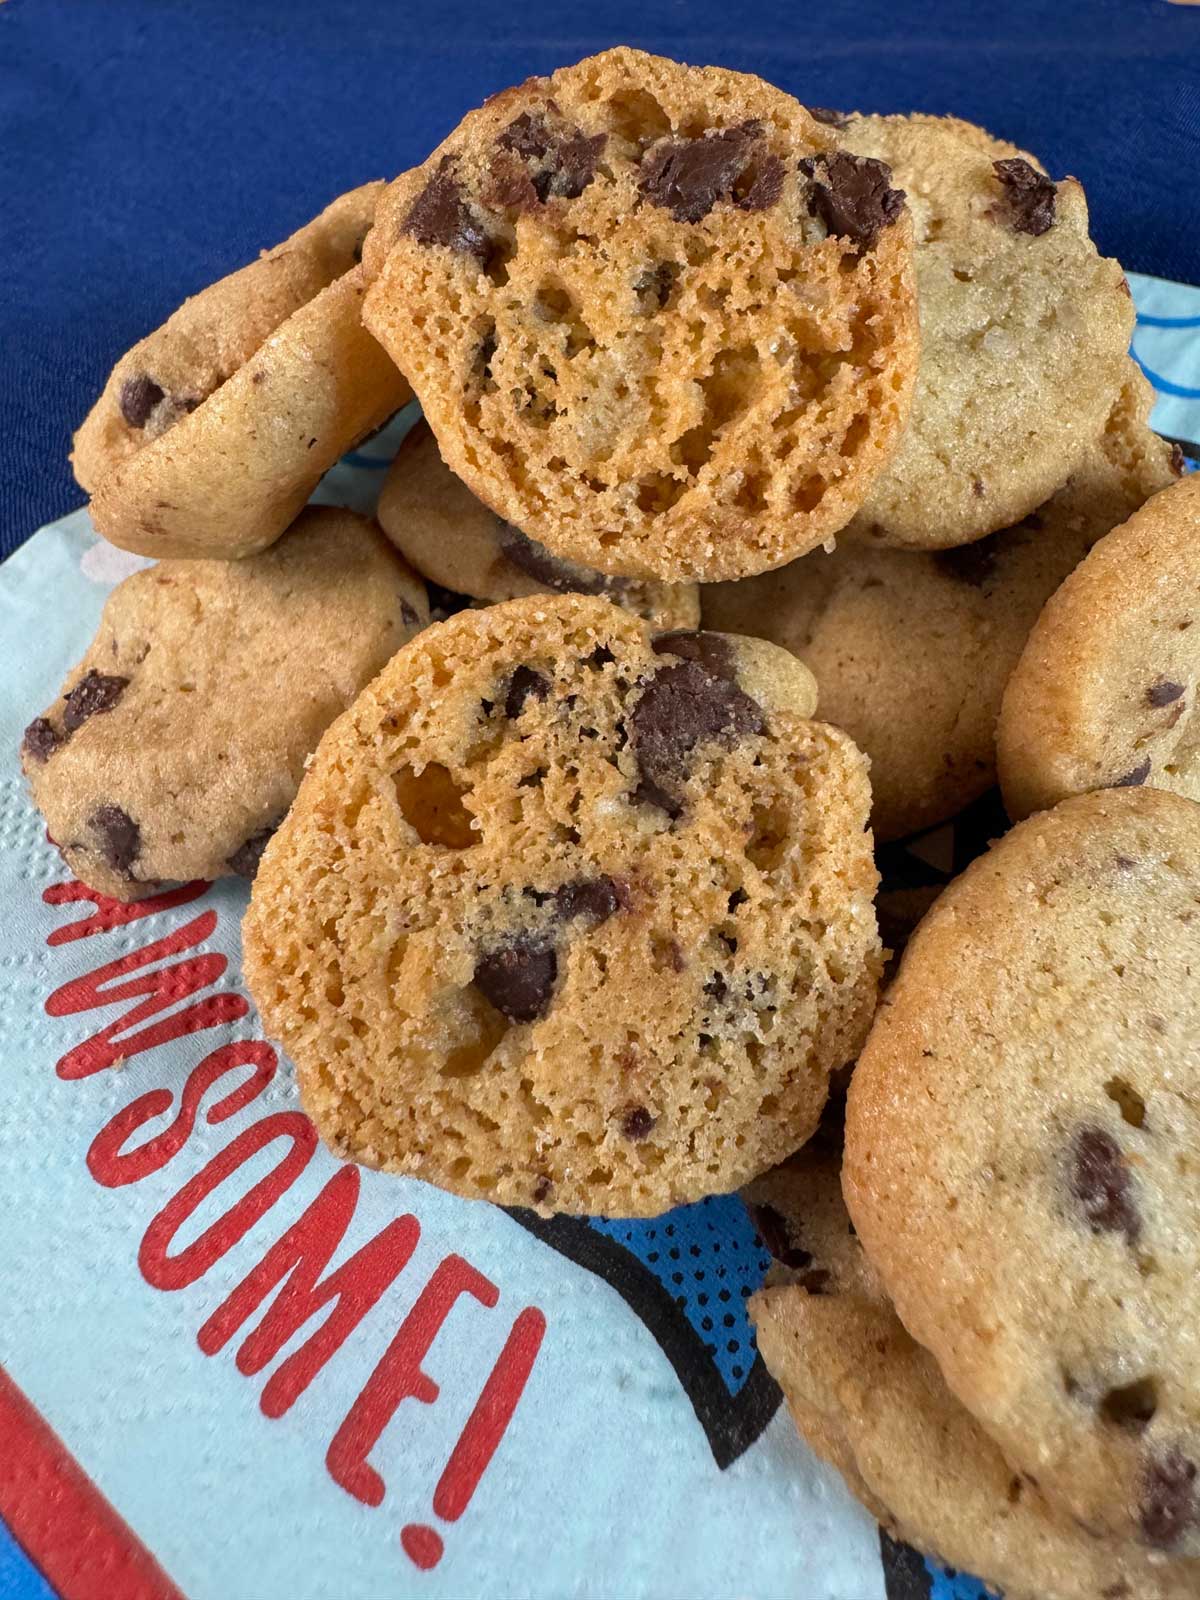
[400,1305,548,1570]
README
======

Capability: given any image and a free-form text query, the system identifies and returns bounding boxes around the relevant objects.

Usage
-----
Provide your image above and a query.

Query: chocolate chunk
[933,532,1004,588]
[746,1201,815,1269]
[532,1174,553,1203]
[620,1105,656,1141]
[504,665,551,718]
[639,123,767,223]
[993,158,1057,237]
[22,718,62,763]
[496,521,623,597]
[89,804,141,875]
[485,155,540,214]
[1147,678,1185,708]
[1114,758,1152,788]
[1169,441,1186,476]
[736,152,785,213]
[555,876,628,924]
[651,629,735,678]
[801,150,905,249]
[1140,1450,1198,1550]
[1071,1126,1140,1243]
[227,825,276,880]
[400,600,420,628]
[119,374,165,429]
[62,670,130,733]
[631,659,765,818]
[473,937,557,1023]
[496,112,606,202]
[809,107,850,127]
[402,160,491,260]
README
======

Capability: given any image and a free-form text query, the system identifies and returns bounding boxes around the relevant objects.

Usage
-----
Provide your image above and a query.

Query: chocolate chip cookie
[845,786,1200,1557]
[750,1151,1200,1600]
[74,186,410,559]
[704,364,1181,840]
[243,595,882,1216]
[999,473,1200,821]
[836,114,1133,549]
[362,47,918,582]
[377,418,700,627]
[22,508,427,900]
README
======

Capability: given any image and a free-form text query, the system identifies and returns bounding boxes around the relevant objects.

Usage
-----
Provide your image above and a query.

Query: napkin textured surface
[0,278,1196,1600]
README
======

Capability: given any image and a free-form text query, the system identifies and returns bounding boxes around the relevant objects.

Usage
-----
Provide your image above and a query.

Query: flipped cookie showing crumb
[845,787,1200,1558]
[750,1151,1200,1600]
[377,418,700,627]
[704,364,1181,840]
[21,508,427,900]
[362,47,918,582]
[999,474,1200,821]
[74,186,410,559]
[836,114,1133,549]
[243,595,882,1216]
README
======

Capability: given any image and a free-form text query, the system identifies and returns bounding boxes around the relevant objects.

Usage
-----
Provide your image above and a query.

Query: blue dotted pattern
[588,1196,773,1396]
[928,1559,996,1600]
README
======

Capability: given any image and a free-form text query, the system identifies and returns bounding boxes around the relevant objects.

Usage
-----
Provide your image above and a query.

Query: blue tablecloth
[1,0,1198,559]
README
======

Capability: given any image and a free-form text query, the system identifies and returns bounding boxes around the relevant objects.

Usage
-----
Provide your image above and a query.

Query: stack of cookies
[20,45,1200,1597]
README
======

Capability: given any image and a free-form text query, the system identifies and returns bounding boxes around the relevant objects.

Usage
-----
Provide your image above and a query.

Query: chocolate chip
[1071,1126,1140,1243]
[119,374,165,429]
[746,1202,815,1269]
[620,1105,656,1141]
[496,112,606,202]
[1140,1450,1197,1549]
[1114,758,1152,788]
[651,629,735,678]
[227,825,277,880]
[532,1174,553,1203]
[993,158,1057,237]
[736,152,785,212]
[22,718,62,763]
[504,665,551,718]
[89,804,140,874]
[62,670,130,733]
[1169,441,1186,476]
[485,156,541,214]
[639,123,768,223]
[555,876,628,924]
[400,600,420,628]
[402,159,491,260]
[809,107,850,127]
[473,937,557,1023]
[1147,679,1185,708]
[496,521,623,597]
[631,660,765,818]
[932,533,1004,588]
[800,150,905,249]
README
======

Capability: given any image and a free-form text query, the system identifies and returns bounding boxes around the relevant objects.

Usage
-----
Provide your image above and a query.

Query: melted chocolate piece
[89,804,141,875]
[1113,758,1152,789]
[640,122,776,223]
[631,659,765,818]
[1140,1450,1198,1550]
[22,718,62,763]
[620,1105,656,1141]
[1147,678,1185,708]
[402,160,491,260]
[800,150,905,248]
[504,665,551,718]
[119,374,165,429]
[497,521,624,597]
[651,630,735,678]
[993,157,1057,237]
[1071,1126,1140,1243]
[62,670,130,733]
[747,1200,815,1269]
[555,876,628,924]
[473,936,558,1023]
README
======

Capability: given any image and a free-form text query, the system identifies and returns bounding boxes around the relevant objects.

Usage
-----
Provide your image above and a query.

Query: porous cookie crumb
[838,114,1134,549]
[845,787,1200,1557]
[750,1150,1200,1600]
[21,508,427,900]
[363,47,918,582]
[377,418,700,627]
[999,473,1200,819]
[244,594,881,1216]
